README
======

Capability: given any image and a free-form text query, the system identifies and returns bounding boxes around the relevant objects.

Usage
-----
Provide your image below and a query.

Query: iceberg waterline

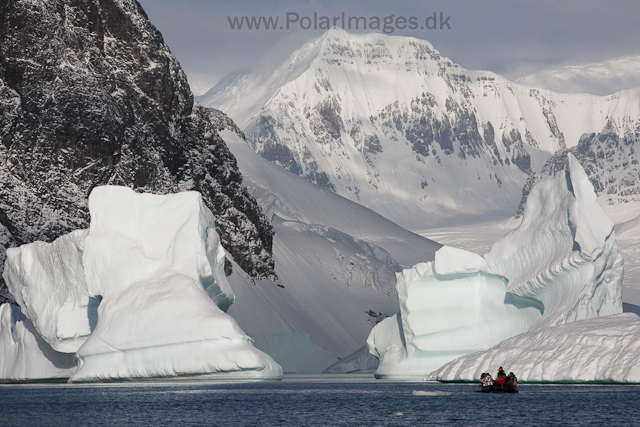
[367,154,629,380]
[0,186,282,382]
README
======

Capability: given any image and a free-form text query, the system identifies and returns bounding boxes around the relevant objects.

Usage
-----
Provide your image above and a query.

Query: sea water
[1,374,639,426]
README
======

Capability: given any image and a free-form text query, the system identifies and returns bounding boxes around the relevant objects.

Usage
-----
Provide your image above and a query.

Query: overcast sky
[138,0,640,95]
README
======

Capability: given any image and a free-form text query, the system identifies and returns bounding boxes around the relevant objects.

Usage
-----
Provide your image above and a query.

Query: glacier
[367,154,624,379]
[0,186,282,382]
[427,313,640,383]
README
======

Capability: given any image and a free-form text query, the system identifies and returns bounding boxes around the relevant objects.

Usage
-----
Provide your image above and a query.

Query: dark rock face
[515,129,640,217]
[0,0,275,298]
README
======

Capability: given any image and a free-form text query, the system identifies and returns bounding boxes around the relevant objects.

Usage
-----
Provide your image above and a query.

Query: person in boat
[495,367,507,385]
[481,372,493,387]
[507,372,517,386]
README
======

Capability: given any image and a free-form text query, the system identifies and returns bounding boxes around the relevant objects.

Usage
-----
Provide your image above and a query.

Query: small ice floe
[412,390,452,396]
[393,412,404,416]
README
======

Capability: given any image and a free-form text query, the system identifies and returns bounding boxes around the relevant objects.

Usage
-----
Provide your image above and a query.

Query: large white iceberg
[367,247,541,378]
[1,186,282,382]
[427,313,640,383]
[367,154,624,379]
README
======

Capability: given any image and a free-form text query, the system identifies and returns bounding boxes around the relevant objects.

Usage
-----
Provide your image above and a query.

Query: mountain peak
[200,31,640,229]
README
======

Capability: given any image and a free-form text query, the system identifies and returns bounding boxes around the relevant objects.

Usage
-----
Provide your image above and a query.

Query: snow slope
[367,155,623,379]
[200,29,640,229]
[1,186,281,382]
[221,128,441,372]
[428,313,640,383]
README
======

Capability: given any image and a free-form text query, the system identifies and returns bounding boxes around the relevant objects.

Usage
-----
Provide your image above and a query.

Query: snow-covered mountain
[516,55,640,96]
[199,29,640,230]
[0,0,275,302]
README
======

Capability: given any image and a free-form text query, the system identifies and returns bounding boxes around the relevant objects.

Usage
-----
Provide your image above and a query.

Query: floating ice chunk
[369,249,541,378]
[1,186,282,382]
[3,230,93,353]
[368,154,623,379]
[0,304,76,382]
[412,390,452,396]
[427,313,640,383]
[69,186,281,382]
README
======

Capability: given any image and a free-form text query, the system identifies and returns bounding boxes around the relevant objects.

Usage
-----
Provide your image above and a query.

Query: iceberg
[427,313,640,383]
[0,304,76,382]
[367,154,624,379]
[1,186,282,382]
[367,247,541,378]
[486,155,623,328]
[4,230,93,353]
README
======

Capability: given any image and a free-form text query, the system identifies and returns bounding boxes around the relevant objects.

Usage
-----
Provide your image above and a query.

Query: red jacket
[495,375,506,385]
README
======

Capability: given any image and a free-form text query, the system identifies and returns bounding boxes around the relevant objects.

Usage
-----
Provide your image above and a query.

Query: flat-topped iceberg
[0,186,282,382]
[367,154,624,379]
[427,313,640,383]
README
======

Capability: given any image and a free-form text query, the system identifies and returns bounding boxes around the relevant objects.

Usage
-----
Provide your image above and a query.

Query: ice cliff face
[200,29,640,229]
[367,154,623,379]
[0,186,282,382]
[0,303,77,382]
[0,0,275,303]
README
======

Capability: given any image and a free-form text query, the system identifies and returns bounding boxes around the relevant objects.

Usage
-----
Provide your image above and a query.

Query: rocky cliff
[0,0,275,302]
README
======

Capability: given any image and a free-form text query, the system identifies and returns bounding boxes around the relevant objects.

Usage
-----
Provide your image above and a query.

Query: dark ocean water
[1,374,639,426]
